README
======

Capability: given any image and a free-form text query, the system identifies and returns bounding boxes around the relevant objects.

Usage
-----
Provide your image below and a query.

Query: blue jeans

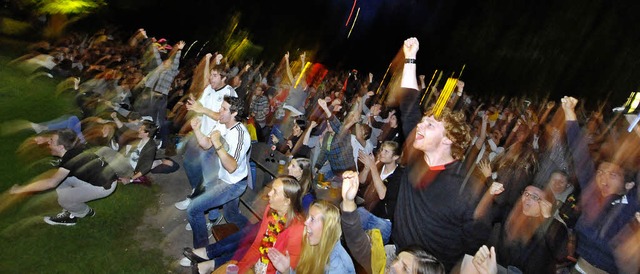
[43,115,85,143]
[182,134,219,190]
[187,179,249,248]
[357,207,392,244]
[205,222,260,266]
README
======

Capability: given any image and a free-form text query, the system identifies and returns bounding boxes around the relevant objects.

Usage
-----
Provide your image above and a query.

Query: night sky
[19,0,640,106]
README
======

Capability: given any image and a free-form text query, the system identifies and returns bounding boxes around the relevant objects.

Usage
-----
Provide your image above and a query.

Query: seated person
[340,171,445,274]
[356,141,404,244]
[182,176,305,274]
[268,200,356,274]
[271,119,311,158]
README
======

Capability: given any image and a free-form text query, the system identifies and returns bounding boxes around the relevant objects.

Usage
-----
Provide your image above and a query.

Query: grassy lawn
[0,52,168,272]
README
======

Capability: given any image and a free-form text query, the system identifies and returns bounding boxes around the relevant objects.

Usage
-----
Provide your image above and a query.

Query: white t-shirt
[350,135,373,171]
[198,84,237,135]
[218,122,250,184]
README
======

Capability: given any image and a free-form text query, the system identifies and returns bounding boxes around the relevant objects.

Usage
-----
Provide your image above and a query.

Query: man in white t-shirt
[186,96,250,248]
[175,54,237,210]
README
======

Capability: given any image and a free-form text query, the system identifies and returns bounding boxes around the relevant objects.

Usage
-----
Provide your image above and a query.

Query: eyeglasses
[596,169,622,179]
[522,190,542,202]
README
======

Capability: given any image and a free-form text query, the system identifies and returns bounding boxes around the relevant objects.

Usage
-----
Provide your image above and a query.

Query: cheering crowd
[5,28,640,274]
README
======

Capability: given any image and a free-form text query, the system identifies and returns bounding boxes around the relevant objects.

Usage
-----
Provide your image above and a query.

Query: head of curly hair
[424,107,471,160]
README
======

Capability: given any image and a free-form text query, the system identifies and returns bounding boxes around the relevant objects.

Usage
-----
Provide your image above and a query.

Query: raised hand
[489,182,504,196]
[176,41,185,50]
[402,37,419,59]
[561,96,578,120]
[342,171,359,203]
[478,160,492,178]
[317,98,328,110]
[561,96,578,112]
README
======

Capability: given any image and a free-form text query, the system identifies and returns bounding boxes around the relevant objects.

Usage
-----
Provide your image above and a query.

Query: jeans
[182,135,219,190]
[357,207,392,244]
[187,179,249,248]
[43,115,85,143]
[56,176,117,217]
[205,222,260,266]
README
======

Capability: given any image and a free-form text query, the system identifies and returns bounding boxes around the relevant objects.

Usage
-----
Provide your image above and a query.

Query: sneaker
[179,257,192,267]
[44,210,77,226]
[186,221,213,231]
[84,208,95,218]
[175,198,191,210]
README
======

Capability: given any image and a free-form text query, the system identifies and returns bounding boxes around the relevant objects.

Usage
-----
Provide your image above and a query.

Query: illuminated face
[137,125,148,139]
[549,172,569,195]
[378,145,397,165]
[389,114,398,127]
[48,134,64,156]
[490,130,502,144]
[413,116,449,153]
[254,87,264,96]
[292,123,302,137]
[390,251,417,274]
[287,159,303,180]
[304,206,324,246]
[521,186,545,217]
[217,101,234,124]
[371,104,382,116]
[595,162,626,197]
[209,70,225,89]
[268,179,289,213]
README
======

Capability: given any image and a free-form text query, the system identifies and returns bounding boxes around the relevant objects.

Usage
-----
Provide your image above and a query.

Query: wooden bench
[211,223,240,241]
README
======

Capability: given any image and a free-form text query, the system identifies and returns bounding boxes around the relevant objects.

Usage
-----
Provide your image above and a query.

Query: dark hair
[127,111,142,121]
[141,120,158,138]
[211,65,229,80]
[359,123,372,140]
[292,158,313,197]
[223,95,245,122]
[399,246,445,274]
[294,119,307,131]
[55,129,79,150]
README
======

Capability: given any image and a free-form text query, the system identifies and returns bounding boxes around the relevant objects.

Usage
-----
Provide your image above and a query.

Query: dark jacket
[566,120,640,274]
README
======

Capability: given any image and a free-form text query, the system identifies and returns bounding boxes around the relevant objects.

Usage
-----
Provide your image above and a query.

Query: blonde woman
[268,200,355,274]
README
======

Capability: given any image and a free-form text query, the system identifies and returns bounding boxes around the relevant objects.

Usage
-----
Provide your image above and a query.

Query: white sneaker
[186,221,213,231]
[175,198,191,210]
[179,257,192,267]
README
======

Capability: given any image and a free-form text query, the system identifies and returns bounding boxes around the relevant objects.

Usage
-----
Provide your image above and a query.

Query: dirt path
[133,155,195,273]
[134,153,267,273]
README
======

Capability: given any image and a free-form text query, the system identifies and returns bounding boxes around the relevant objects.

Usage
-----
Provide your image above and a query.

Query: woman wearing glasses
[489,184,569,273]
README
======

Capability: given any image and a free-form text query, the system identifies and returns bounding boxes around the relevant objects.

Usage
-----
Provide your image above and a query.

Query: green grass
[0,53,168,273]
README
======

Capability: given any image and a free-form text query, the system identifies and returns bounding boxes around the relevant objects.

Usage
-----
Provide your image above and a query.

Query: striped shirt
[218,122,250,184]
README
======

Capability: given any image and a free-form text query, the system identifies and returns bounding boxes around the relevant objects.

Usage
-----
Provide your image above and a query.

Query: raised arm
[398,37,423,138]
[284,52,295,85]
[562,96,596,189]
[340,171,373,273]
[302,120,318,146]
